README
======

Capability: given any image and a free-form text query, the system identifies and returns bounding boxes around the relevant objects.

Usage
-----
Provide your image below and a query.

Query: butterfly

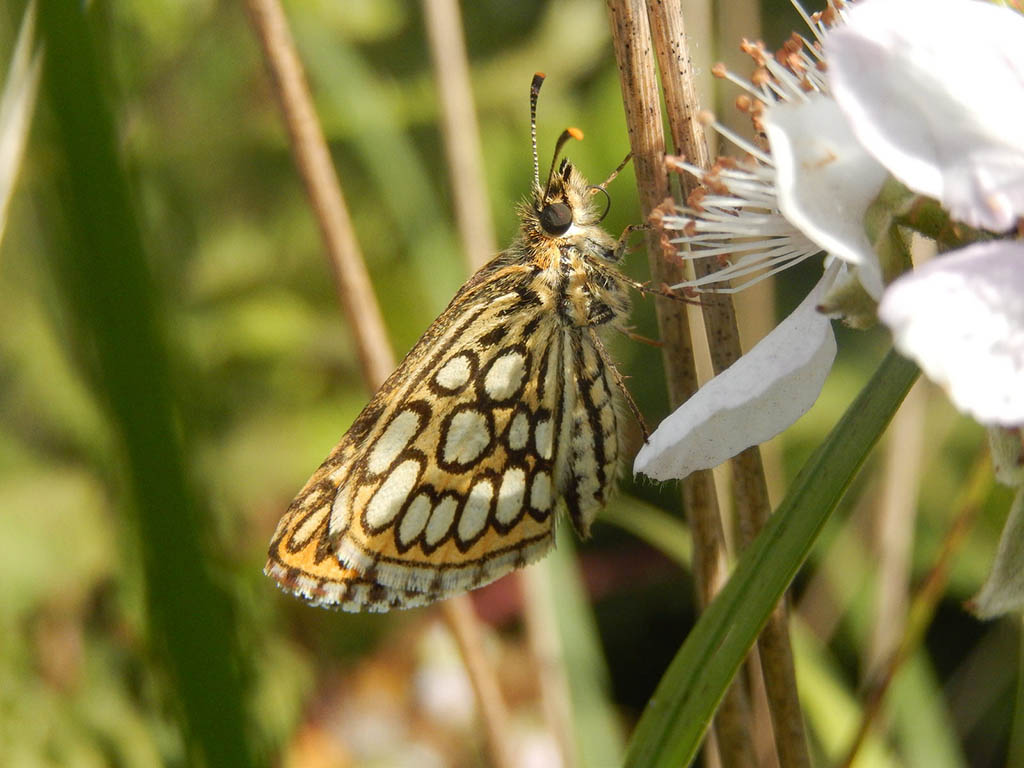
[265,73,652,612]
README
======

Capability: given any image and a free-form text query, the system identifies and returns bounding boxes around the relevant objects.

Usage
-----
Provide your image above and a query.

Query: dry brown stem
[647,1,810,764]
[244,0,393,388]
[606,1,755,765]
[422,0,497,271]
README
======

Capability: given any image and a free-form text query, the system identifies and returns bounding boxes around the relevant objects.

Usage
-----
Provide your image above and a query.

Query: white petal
[878,242,1024,426]
[634,271,838,481]
[765,96,887,298]
[971,488,1024,619]
[826,0,1024,232]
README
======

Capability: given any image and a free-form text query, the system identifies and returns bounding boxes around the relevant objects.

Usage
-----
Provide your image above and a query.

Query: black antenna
[530,73,545,190]
[543,127,583,199]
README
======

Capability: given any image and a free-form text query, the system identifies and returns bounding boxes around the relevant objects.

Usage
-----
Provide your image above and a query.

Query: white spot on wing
[367,409,421,475]
[457,480,494,543]
[530,472,552,512]
[292,506,328,547]
[425,496,458,546]
[443,409,491,465]
[495,468,526,525]
[331,487,351,532]
[535,418,553,460]
[484,352,526,401]
[600,400,616,435]
[435,354,473,392]
[508,412,530,451]
[398,494,431,547]
[365,459,420,529]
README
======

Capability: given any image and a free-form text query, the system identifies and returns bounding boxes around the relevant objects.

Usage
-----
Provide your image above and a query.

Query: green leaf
[601,493,692,569]
[791,620,899,768]
[891,653,967,768]
[521,531,625,766]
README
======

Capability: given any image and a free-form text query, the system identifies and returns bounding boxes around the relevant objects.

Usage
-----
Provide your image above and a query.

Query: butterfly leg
[586,326,650,442]
[612,226,701,306]
[612,223,651,261]
[620,328,664,348]
[624,277,702,306]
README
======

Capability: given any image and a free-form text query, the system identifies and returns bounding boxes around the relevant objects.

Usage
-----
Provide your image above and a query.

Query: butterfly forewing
[267,260,583,611]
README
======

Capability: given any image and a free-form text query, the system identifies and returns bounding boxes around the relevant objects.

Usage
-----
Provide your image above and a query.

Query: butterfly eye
[538,202,573,236]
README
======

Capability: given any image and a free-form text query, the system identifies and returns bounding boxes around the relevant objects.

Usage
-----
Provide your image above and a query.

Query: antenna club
[568,127,584,141]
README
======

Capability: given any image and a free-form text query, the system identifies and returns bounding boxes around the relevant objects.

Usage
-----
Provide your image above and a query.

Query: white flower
[662,28,887,302]
[643,0,1024,620]
[636,0,1024,488]
[878,242,1024,427]
[636,8,886,480]
[765,95,887,299]
[825,0,1024,233]
[827,0,1024,431]
[827,0,1024,619]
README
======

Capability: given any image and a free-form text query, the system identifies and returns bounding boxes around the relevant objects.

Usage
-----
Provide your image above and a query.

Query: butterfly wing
[558,329,621,538]
[266,262,573,611]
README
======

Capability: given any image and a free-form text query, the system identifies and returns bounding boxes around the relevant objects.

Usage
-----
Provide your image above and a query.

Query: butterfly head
[524,73,626,245]
[529,148,604,241]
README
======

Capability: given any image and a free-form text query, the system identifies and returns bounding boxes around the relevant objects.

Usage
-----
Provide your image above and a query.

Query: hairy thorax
[528,227,632,333]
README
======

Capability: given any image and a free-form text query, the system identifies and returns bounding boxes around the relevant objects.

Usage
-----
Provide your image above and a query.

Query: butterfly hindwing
[558,329,621,538]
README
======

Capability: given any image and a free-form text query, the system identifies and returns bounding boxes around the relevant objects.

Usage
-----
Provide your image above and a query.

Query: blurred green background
[0,0,1018,766]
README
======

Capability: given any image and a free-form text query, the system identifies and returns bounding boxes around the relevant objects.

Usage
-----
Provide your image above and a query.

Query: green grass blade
[37,2,258,766]
[547,535,627,765]
[791,620,899,767]
[892,653,967,768]
[625,349,919,767]
[602,494,692,569]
